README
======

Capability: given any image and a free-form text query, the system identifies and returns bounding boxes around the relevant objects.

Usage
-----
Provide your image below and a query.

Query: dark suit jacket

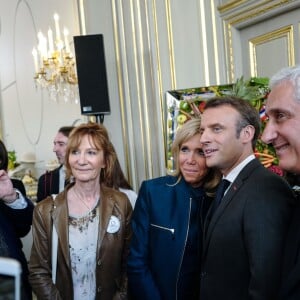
[200,159,294,300]
[0,178,34,299]
[36,165,61,202]
[279,192,300,300]
[11,178,26,196]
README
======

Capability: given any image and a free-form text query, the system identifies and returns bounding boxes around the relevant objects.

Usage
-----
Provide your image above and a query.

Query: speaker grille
[74,34,110,115]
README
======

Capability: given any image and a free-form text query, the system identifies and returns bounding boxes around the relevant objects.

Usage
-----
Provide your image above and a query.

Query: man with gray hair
[261,64,300,299]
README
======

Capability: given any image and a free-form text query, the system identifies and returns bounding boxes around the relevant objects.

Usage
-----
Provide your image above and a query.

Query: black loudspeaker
[73,34,110,116]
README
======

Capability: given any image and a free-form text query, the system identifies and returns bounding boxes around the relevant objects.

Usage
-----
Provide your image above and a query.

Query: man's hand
[0,170,17,203]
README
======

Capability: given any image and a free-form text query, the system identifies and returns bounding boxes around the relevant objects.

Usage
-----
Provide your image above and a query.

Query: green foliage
[7,150,17,170]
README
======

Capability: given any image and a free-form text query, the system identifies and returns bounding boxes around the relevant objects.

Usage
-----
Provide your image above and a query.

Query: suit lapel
[97,189,115,249]
[203,159,260,257]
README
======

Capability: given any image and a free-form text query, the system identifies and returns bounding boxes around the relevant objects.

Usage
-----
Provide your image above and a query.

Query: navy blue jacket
[0,179,34,299]
[127,176,210,300]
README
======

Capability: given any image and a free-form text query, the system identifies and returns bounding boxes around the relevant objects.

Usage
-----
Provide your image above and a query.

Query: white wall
[0,0,83,178]
[0,0,229,190]
[1,0,298,191]
[81,0,229,190]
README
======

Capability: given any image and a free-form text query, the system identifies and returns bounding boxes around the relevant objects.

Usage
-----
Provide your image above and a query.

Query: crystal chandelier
[32,13,79,103]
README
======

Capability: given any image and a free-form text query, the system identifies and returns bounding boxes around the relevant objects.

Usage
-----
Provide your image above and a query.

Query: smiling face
[68,134,106,183]
[200,105,254,176]
[179,133,208,187]
[261,81,300,173]
[53,132,69,164]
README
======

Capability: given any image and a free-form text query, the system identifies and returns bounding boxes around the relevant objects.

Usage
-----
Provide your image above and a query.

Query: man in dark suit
[0,139,34,299]
[261,65,300,300]
[37,126,74,202]
[199,96,294,300]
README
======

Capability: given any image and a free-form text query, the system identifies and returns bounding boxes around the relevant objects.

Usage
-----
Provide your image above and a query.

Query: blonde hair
[168,118,221,194]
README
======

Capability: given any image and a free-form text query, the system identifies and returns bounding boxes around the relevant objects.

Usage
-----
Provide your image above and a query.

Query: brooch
[107,215,120,233]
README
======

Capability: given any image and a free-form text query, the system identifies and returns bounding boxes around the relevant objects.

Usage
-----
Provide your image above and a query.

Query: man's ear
[242,125,255,143]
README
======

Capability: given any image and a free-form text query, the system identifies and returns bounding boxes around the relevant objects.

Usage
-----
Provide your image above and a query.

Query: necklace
[72,187,99,212]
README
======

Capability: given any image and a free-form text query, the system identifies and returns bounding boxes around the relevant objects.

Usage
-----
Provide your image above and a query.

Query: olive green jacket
[29,184,132,300]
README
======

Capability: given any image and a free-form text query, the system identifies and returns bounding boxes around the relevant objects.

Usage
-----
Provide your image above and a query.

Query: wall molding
[218,0,300,81]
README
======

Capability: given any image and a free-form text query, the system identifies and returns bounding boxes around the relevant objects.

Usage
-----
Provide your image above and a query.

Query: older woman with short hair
[29,122,132,300]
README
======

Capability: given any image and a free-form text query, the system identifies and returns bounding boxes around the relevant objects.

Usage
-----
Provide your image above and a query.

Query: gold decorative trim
[165,0,176,89]
[227,0,291,26]
[218,0,248,14]
[77,0,86,35]
[219,0,296,82]
[111,1,133,184]
[211,0,221,84]
[249,25,295,77]
[152,0,167,165]
[199,0,210,85]
[134,0,153,178]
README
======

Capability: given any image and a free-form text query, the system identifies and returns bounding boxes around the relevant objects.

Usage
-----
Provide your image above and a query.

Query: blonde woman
[127,118,221,300]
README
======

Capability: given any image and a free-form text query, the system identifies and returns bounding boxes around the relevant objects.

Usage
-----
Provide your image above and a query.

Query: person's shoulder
[11,178,26,195]
[119,188,137,199]
[38,165,62,180]
[119,188,137,208]
[256,163,290,184]
[35,195,56,212]
[102,185,128,200]
[102,186,133,212]
[246,159,285,181]
[142,175,177,187]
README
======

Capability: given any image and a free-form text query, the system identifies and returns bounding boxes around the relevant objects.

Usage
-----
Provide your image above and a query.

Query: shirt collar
[224,154,255,183]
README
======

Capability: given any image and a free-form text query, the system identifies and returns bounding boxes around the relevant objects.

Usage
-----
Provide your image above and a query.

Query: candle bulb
[48,28,54,55]
[41,35,48,61]
[37,32,47,65]
[37,31,43,49]
[54,13,61,42]
[63,28,71,54]
[32,48,39,73]
[56,40,64,67]
[32,12,78,99]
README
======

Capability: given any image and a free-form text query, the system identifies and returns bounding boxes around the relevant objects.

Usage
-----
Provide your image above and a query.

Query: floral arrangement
[166,77,282,175]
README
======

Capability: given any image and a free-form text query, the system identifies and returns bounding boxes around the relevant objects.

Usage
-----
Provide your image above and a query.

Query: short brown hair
[204,96,261,149]
[65,122,116,183]
[58,126,75,137]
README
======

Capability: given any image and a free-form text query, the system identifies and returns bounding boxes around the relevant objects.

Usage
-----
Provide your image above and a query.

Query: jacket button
[97,286,102,293]
[97,259,102,266]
